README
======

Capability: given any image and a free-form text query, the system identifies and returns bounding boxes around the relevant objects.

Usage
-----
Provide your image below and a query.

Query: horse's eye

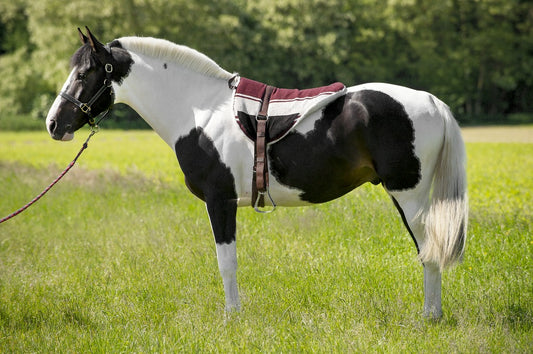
[77,72,87,81]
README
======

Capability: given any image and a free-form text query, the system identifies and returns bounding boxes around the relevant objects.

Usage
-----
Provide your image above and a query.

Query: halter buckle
[80,103,91,114]
[105,63,113,73]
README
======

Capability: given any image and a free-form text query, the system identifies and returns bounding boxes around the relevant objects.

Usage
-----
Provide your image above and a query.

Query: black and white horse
[46,28,468,318]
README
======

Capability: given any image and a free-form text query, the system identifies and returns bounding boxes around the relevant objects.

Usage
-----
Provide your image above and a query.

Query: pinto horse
[46,28,468,318]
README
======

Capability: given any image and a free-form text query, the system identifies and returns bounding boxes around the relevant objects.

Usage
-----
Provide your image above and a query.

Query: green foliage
[0,0,532,126]
[0,130,532,351]
[0,113,43,131]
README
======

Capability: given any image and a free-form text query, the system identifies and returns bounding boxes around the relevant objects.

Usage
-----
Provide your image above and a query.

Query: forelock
[70,44,96,69]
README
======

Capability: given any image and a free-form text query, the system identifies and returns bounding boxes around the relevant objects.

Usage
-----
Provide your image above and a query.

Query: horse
[45,27,468,319]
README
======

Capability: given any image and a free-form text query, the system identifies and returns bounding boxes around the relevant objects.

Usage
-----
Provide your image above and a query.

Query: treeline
[1,0,532,127]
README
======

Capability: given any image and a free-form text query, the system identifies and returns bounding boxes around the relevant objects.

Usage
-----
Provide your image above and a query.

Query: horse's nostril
[49,120,57,133]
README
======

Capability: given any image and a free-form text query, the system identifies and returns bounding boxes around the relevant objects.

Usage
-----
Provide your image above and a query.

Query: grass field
[1,126,532,352]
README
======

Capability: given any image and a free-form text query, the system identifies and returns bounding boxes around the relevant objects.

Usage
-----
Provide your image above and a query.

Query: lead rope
[0,110,109,224]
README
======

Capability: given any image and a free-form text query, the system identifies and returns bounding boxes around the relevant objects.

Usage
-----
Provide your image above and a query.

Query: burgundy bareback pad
[234,77,346,208]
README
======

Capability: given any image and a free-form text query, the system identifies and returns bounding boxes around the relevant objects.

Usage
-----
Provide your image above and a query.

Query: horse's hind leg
[422,262,442,319]
[388,186,443,319]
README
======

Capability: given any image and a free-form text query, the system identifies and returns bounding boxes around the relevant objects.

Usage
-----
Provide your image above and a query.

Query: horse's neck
[113,52,233,148]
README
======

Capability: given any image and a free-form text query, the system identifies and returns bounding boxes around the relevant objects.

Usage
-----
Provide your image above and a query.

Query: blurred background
[1,0,532,129]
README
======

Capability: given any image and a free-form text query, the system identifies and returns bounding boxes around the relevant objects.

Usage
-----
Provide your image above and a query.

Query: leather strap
[252,85,274,208]
[59,63,114,126]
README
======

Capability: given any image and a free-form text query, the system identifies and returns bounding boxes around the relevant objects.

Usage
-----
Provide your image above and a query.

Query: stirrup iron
[253,189,276,214]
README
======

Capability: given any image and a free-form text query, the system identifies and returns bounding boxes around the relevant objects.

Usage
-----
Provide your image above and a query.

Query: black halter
[59,62,115,127]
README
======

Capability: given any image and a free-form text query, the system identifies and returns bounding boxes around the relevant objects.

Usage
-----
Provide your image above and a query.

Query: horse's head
[46,27,116,141]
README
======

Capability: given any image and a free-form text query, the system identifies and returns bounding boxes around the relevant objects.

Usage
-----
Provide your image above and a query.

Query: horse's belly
[236,181,313,207]
[235,160,371,207]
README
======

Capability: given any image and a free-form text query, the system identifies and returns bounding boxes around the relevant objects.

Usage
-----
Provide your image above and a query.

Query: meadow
[0,126,532,352]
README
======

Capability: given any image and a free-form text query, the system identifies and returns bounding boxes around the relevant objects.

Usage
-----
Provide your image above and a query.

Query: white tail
[419,101,468,270]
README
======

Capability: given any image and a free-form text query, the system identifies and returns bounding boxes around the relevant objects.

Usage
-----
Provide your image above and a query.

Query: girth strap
[252,85,275,212]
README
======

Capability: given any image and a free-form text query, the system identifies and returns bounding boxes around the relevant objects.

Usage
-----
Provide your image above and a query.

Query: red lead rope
[0,129,98,224]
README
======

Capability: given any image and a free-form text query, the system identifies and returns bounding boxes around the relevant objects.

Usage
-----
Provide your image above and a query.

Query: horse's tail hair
[419,100,468,271]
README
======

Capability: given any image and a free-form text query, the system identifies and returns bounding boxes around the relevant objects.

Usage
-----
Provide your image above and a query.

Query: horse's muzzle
[47,119,74,141]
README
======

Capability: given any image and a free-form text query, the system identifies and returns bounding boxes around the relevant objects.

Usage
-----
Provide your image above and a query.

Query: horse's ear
[78,27,88,44]
[85,26,102,52]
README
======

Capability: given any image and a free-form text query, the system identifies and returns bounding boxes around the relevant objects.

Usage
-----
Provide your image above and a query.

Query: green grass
[1,129,532,352]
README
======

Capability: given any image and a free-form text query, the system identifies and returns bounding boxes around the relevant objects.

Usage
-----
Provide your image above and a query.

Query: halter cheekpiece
[59,52,115,127]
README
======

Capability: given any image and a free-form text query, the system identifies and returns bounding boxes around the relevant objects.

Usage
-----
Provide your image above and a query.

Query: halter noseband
[59,62,115,127]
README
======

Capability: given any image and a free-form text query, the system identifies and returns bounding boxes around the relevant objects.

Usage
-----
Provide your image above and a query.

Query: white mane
[118,36,233,80]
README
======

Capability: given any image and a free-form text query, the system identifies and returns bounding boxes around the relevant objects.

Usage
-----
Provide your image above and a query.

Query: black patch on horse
[355,90,421,191]
[174,128,238,244]
[269,94,380,203]
[237,112,300,141]
[174,127,237,203]
[108,40,135,84]
[268,90,420,203]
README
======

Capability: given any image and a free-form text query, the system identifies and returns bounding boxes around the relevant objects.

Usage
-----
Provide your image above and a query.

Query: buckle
[80,103,91,114]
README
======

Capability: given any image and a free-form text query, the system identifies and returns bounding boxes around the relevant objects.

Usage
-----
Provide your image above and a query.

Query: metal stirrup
[253,189,277,213]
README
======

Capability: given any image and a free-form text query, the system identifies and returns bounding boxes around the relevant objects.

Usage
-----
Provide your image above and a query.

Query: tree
[0,0,531,123]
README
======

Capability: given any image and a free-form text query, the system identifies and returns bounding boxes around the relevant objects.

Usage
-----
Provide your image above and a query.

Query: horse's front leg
[206,198,240,312]
[216,240,240,312]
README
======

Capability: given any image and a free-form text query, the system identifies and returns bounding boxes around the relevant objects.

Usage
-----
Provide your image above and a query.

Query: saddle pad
[234,77,346,143]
